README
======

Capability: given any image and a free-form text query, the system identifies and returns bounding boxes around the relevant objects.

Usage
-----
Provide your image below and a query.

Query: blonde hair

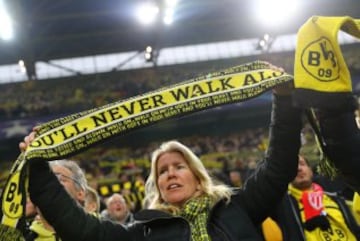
[144,140,233,213]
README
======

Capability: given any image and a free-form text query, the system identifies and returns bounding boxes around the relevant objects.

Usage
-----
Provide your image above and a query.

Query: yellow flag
[294,16,360,108]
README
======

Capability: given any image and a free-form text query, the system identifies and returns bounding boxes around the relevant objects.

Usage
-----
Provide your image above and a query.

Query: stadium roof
[0,0,360,66]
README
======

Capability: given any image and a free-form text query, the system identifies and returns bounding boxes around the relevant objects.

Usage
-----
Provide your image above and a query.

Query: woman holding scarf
[21,82,303,241]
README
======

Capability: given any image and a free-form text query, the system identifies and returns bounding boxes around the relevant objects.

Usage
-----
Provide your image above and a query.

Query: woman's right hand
[265,62,294,96]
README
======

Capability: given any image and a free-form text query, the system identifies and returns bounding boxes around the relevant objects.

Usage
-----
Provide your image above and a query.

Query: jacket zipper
[288,194,306,241]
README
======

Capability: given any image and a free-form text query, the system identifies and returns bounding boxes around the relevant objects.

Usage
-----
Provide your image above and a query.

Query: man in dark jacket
[267,155,360,241]
[261,96,360,241]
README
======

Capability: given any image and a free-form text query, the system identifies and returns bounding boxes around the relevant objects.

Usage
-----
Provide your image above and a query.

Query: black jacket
[29,94,302,241]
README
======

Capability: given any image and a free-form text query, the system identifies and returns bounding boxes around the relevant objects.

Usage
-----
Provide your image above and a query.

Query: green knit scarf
[179,195,212,241]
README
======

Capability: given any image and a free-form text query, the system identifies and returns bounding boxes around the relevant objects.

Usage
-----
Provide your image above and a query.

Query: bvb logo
[319,227,347,241]
[301,36,340,82]
[2,172,23,218]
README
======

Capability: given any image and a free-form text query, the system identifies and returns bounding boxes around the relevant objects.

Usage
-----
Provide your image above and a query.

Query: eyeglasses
[54,172,82,189]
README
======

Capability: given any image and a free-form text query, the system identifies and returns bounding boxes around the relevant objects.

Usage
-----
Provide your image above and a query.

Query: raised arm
[239,87,303,224]
[26,154,132,241]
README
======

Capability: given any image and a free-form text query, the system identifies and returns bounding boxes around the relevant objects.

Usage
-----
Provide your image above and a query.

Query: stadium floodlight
[163,8,174,25]
[0,1,13,41]
[135,1,160,25]
[144,46,154,61]
[256,34,275,52]
[253,0,299,29]
[165,0,178,8]
[163,0,178,25]
[18,60,26,74]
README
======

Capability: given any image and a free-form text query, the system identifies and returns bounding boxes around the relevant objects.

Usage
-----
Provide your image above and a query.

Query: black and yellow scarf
[293,16,360,109]
[179,195,213,241]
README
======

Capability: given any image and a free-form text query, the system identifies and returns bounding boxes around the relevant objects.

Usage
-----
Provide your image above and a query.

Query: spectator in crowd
[84,186,101,216]
[121,188,137,212]
[262,155,360,241]
[232,157,250,183]
[101,193,134,225]
[22,78,306,240]
[228,170,243,188]
[25,160,88,241]
[49,160,88,205]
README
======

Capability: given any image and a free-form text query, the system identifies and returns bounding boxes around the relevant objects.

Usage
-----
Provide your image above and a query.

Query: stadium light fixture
[163,8,174,25]
[144,46,153,61]
[165,0,178,8]
[163,0,178,25]
[135,1,160,25]
[256,34,275,52]
[0,1,14,41]
[253,0,299,29]
[18,60,26,74]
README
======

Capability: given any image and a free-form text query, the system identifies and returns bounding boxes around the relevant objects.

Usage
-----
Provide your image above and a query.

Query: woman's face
[157,151,201,207]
